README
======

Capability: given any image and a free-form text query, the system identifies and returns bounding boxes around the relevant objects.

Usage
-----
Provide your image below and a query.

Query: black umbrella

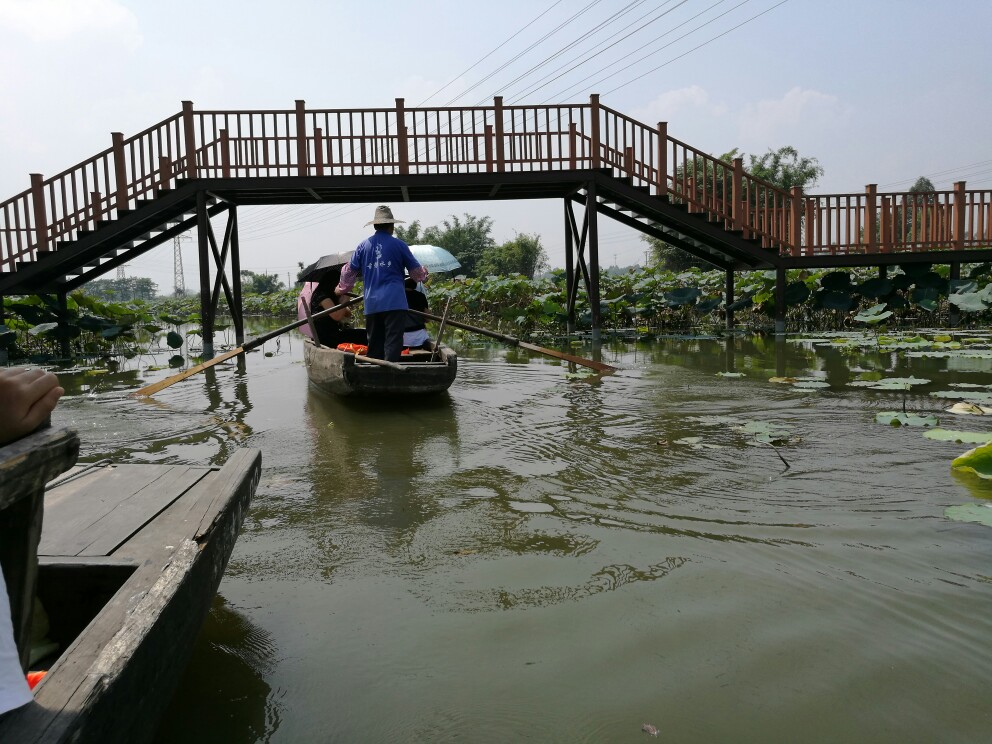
[298,251,354,283]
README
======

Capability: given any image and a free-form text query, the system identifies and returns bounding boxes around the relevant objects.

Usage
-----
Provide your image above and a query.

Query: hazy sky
[2,0,990,293]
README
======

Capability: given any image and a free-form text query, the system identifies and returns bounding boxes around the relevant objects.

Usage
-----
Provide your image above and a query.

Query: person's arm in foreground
[0,368,64,446]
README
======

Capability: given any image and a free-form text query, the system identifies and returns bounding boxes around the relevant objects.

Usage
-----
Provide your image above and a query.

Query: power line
[415,0,565,106]
[603,0,791,96]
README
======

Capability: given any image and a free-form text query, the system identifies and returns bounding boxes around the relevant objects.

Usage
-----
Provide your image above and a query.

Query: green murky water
[49,330,992,743]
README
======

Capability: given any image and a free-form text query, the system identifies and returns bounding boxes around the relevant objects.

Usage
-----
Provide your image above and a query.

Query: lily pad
[944,503,992,527]
[923,429,992,444]
[792,380,830,389]
[716,372,744,378]
[951,441,992,479]
[875,411,938,427]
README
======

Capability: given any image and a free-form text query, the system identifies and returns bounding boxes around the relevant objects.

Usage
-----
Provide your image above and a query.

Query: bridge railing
[3,96,991,277]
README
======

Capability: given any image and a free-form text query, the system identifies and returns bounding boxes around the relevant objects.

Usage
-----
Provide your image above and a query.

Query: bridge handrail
[2,97,991,279]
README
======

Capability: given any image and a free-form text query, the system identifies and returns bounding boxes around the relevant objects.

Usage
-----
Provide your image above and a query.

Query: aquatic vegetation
[875,412,938,427]
[951,441,992,479]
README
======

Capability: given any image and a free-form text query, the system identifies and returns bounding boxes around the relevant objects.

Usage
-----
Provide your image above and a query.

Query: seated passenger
[306,269,368,349]
[402,277,432,351]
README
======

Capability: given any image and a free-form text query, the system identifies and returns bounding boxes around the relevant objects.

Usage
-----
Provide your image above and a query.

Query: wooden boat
[0,426,260,743]
[303,339,457,396]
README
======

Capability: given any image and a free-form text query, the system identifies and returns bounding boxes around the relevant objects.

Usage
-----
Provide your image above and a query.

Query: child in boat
[0,368,63,717]
[403,278,432,351]
[307,269,368,349]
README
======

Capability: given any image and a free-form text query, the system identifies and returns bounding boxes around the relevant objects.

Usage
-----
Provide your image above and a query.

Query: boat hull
[303,340,457,396]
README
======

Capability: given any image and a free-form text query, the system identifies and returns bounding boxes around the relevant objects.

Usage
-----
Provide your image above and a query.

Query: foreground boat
[0,426,260,743]
[303,339,457,396]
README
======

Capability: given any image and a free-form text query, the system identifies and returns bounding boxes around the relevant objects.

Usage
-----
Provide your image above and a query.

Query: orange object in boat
[26,671,46,690]
[336,343,369,355]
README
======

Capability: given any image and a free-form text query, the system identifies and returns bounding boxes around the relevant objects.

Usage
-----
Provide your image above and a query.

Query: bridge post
[564,201,575,334]
[865,184,878,253]
[182,101,198,180]
[493,97,505,171]
[725,269,735,330]
[586,180,602,340]
[789,187,803,255]
[219,130,231,178]
[29,174,48,253]
[774,266,786,335]
[112,133,128,212]
[949,262,961,327]
[157,156,172,192]
[589,94,601,170]
[295,100,308,176]
[953,181,967,251]
[731,158,743,230]
[396,98,409,174]
[196,191,214,357]
[230,207,244,346]
[656,122,667,198]
[56,290,70,358]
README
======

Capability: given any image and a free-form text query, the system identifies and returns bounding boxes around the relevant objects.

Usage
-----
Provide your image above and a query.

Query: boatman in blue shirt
[336,206,429,362]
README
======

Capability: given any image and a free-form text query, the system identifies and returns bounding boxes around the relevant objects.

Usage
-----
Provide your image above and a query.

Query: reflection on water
[154,596,279,743]
[48,328,992,743]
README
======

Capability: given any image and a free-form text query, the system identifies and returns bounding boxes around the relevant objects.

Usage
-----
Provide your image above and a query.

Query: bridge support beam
[56,291,70,359]
[725,269,735,330]
[774,266,787,334]
[564,202,575,334]
[586,181,602,341]
[562,186,603,339]
[196,194,245,358]
[949,262,961,327]
[197,192,214,357]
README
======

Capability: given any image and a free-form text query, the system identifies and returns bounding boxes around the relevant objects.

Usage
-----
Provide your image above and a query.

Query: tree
[476,233,548,278]
[394,221,424,245]
[641,234,712,272]
[746,145,824,191]
[81,276,158,301]
[240,270,284,294]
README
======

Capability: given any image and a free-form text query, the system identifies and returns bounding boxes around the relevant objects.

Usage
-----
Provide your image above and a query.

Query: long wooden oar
[133,296,364,397]
[407,309,616,373]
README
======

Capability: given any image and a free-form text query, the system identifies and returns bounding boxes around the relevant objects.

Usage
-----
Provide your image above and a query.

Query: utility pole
[174,234,191,296]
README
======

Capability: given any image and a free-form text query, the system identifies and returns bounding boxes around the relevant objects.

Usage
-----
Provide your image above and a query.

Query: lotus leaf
[857,277,894,298]
[783,282,811,306]
[910,286,940,310]
[924,429,992,444]
[948,292,987,312]
[792,381,830,389]
[949,279,978,295]
[168,355,185,368]
[816,290,856,311]
[726,297,753,311]
[930,390,992,403]
[952,441,992,479]
[664,287,701,307]
[944,503,992,527]
[819,271,853,290]
[768,377,798,384]
[166,331,184,349]
[913,271,948,292]
[28,322,59,336]
[716,372,744,378]
[899,263,933,279]
[696,297,722,313]
[875,412,938,427]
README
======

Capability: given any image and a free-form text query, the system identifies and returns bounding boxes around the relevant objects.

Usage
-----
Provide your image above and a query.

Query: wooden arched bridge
[2,95,990,351]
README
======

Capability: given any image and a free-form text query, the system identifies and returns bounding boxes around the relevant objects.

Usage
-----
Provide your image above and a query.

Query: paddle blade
[517,341,616,373]
[132,347,244,397]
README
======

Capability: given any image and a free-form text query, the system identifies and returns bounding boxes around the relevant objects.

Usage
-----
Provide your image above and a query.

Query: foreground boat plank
[0,444,261,744]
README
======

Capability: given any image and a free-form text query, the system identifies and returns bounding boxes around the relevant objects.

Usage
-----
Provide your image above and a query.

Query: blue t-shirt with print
[350,232,423,314]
